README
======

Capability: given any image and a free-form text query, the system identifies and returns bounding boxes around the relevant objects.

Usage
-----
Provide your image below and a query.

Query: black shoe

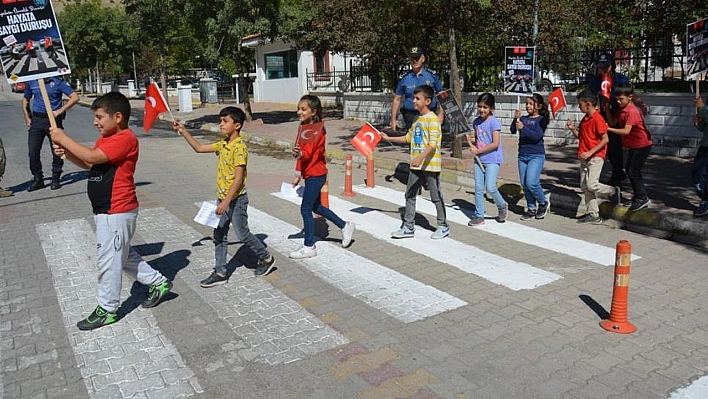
[76,306,118,330]
[142,280,172,308]
[535,202,550,219]
[28,177,45,192]
[254,255,276,277]
[577,214,602,224]
[609,186,622,206]
[50,174,61,190]
[629,198,650,211]
[694,201,708,217]
[520,210,536,221]
[200,271,228,288]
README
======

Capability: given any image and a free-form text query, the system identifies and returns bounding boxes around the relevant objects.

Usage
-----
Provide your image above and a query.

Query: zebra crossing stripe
[242,206,468,323]
[36,219,203,398]
[272,193,562,291]
[668,375,708,399]
[137,208,349,365]
[353,185,640,265]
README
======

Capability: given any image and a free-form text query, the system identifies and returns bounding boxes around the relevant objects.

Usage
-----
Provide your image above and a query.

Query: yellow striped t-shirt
[405,112,442,172]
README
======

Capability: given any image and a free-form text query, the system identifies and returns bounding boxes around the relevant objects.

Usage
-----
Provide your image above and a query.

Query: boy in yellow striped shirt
[381,85,449,239]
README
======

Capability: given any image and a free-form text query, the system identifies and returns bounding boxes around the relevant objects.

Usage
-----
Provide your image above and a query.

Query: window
[313,49,330,80]
[264,50,298,80]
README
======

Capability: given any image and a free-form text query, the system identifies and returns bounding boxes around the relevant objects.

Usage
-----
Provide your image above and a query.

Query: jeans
[214,194,269,275]
[28,116,64,177]
[95,210,166,313]
[474,163,507,218]
[625,145,651,201]
[580,157,614,216]
[301,174,345,247]
[518,153,546,211]
[607,132,626,183]
[403,169,447,230]
[692,146,708,201]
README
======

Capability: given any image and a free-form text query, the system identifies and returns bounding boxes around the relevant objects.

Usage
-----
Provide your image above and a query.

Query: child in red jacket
[290,95,355,259]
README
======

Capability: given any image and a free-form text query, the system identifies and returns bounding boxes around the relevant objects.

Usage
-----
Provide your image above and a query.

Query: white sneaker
[341,222,355,248]
[289,245,317,259]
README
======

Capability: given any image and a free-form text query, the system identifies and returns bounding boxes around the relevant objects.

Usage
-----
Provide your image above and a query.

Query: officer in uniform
[389,46,444,132]
[22,77,79,191]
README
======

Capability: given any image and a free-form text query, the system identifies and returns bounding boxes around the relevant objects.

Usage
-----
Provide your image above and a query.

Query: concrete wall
[343,92,704,157]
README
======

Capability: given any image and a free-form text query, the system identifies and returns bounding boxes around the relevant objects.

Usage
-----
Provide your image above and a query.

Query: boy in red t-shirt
[566,88,619,224]
[50,92,172,330]
[607,83,653,211]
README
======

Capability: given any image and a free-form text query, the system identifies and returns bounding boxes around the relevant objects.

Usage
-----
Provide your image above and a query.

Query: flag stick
[38,78,65,159]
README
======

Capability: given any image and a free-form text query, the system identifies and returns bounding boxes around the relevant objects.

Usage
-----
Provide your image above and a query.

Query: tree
[58,1,137,92]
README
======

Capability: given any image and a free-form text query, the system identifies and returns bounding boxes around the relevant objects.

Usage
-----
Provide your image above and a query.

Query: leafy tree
[58,1,137,91]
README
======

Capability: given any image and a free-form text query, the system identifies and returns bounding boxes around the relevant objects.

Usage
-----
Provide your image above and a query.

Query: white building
[242,34,352,104]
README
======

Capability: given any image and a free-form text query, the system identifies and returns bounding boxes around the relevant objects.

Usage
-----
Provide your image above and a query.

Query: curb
[199,120,708,246]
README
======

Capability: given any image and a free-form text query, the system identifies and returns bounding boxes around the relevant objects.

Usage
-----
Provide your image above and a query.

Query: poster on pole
[436,89,470,137]
[0,0,71,84]
[503,46,535,94]
[687,18,708,78]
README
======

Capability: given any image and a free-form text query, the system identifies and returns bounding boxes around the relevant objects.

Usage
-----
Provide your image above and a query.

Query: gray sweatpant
[95,209,166,313]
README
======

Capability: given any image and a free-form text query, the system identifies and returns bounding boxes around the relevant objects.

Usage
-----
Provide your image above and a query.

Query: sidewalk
[141,98,708,247]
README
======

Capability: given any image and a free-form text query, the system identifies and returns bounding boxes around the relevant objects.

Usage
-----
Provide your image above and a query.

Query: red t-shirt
[88,129,139,214]
[617,103,652,149]
[578,110,609,159]
[295,125,328,179]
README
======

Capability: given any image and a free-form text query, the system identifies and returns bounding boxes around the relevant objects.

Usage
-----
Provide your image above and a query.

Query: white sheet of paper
[194,201,220,228]
[280,182,303,199]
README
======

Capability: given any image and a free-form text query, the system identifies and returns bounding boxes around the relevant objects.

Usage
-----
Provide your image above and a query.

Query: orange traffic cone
[342,154,355,197]
[365,151,375,188]
[600,240,637,334]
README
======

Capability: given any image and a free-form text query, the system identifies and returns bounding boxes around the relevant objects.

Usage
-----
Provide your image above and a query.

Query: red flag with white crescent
[351,123,382,157]
[143,82,169,132]
[600,73,614,100]
[295,121,324,145]
[548,88,567,120]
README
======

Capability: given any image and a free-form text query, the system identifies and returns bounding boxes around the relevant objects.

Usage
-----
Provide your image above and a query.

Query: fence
[324,44,693,94]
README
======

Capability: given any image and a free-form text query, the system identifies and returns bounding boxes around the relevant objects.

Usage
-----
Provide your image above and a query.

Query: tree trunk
[445,0,463,158]
[234,43,253,121]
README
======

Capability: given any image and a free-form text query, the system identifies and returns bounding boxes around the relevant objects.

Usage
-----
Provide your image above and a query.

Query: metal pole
[132,52,139,95]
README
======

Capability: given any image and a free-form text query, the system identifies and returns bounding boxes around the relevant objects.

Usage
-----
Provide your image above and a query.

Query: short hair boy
[49,92,172,330]
[606,83,653,211]
[381,84,449,239]
[173,107,276,284]
[566,88,619,225]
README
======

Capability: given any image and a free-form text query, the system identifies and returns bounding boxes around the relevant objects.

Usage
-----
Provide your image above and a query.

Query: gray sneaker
[391,227,414,239]
[467,217,485,227]
[430,226,450,239]
[497,205,508,223]
[577,214,602,224]
[694,201,708,217]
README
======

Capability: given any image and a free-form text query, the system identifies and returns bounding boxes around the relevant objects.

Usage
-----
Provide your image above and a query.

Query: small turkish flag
[548,88,567,120]
[351,123,382,157]
[143,82,169,132]
[295,121,324,145]
[600,73,614,100]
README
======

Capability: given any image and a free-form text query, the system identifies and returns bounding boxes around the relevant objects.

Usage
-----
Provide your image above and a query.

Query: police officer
[22,77,79,191]
[389,46,444,132]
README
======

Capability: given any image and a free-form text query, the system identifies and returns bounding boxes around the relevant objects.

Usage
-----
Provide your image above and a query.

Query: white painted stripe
[353,184,640,265]
[243,206,467,322]
[36,219,203,398]
[272,193,562,291]
[668,375,708,399]
[137,208,348,365]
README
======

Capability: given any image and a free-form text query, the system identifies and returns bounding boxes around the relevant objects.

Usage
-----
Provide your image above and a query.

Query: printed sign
[686,18,708,77]
[436,89,470,136]
[0,0,71,83]
[504,46,535,93]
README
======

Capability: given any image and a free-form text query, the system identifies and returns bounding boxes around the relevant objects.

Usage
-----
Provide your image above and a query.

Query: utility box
[199,78,217,104]
[178,84,193,112]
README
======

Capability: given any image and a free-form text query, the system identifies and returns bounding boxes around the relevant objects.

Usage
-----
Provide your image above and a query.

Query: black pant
[401,109,419,131]
[607,132,626,184]
[28,116,63,177]
[625,145,652,201]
